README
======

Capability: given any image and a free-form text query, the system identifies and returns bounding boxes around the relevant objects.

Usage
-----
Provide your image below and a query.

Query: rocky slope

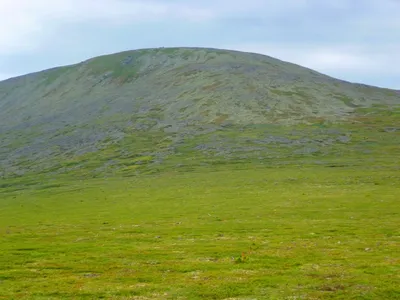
[0,47,399,177]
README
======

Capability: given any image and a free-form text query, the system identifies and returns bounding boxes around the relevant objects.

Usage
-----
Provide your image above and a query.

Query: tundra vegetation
[0,48,399,299]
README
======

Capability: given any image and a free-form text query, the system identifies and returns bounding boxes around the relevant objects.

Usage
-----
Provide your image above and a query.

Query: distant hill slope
[0,47,399,178]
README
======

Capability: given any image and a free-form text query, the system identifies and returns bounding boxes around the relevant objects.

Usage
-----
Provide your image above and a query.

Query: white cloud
[2,0,400,56]
[0,0,215,55]
[0,0,352,55]
[224,43,400,78]
[0,0,399,87]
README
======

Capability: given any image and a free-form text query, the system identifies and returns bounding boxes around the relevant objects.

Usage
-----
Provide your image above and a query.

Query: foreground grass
[0,165,399,299]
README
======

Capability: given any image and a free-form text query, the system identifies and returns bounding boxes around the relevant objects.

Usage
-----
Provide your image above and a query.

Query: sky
[0,0,399,89]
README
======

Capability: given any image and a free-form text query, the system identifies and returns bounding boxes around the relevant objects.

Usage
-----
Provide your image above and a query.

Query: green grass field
[1,107,400,299]
[1,163,399,299]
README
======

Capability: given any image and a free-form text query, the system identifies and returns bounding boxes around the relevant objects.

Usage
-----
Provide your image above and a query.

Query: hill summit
[0,47,399,178]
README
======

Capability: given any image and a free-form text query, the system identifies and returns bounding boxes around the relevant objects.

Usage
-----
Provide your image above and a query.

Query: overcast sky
[0,0,399,88]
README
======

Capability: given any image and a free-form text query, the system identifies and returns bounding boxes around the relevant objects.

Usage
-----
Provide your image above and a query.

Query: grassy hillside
[1,106,399,299]
[0,47,399,177]
[1,104,399,181]
[0,48,399,299]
